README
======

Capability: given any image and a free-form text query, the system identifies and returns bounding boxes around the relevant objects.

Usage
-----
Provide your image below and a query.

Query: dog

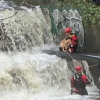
[59,37,72,52]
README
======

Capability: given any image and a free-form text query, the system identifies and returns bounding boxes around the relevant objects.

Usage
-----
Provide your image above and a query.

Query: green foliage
[58,0,100,26]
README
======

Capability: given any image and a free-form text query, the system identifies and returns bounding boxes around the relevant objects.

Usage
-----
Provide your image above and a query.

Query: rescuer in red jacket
[65,27,78,52]
[71,66,91,95]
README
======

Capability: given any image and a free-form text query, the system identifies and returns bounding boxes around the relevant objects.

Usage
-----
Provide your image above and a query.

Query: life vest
[69,34,78,52]
[73,73,86,88]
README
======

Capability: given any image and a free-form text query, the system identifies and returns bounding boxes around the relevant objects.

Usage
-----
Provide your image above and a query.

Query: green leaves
[58,0,100,26]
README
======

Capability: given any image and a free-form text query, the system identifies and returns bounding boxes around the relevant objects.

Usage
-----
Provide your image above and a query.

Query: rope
[66,51,98,67]
[89,63,98,67]
[66,51,83,67]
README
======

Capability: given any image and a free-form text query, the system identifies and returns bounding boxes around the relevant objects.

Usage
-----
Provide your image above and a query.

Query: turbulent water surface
[0,45,98,100]
[0,1,99,100]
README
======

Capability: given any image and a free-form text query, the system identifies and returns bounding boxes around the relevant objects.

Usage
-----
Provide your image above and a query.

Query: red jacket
[71,35,77,46]
[71,73,91,88]
[70,35,78,52]
[65,34,78,52]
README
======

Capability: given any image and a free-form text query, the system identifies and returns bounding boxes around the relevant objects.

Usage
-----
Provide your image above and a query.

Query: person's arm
[71,76,74,88]
[81,74,91,84]
[71,76,78,93]
[71,35,77,46]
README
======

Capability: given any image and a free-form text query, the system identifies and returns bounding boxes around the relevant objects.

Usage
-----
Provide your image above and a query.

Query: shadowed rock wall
[82,23,100,54]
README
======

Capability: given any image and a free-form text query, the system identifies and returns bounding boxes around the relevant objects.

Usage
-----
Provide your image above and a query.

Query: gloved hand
[71,88,78,92]
[73,88,78,92]
[70,45,73,47]
[71,88,79,95]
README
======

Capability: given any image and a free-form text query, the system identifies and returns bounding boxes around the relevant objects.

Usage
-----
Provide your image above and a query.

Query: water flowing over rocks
[0,51,98,100]
[0,2,53,52]
[0,1,99,100]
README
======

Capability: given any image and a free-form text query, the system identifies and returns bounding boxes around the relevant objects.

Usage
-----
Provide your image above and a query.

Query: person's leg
[80,88,88,95]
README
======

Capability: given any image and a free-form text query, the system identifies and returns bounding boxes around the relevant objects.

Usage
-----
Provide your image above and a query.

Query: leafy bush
[58,0,100,26]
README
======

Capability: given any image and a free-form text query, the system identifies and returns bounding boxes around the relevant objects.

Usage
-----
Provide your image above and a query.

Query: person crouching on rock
[65,27,78,53]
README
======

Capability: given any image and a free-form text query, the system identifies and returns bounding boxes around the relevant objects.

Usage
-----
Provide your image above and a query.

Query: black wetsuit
[71,73,91,95]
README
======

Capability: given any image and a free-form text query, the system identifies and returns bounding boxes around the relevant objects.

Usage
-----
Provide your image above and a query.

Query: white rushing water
[0,46,98,100]
[0,1,99,100]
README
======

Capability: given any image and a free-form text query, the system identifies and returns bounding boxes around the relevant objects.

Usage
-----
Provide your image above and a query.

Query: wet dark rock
[23,2,35,9]
[95,98,100,100]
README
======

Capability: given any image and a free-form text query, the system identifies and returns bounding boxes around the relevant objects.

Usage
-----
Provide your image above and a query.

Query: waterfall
[0,2,53,52]
[0,49,98,100]
[0,52,71,92]
[0,1,98,100]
